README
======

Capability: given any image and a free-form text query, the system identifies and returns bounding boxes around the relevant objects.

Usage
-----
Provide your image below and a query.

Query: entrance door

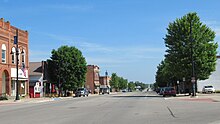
[2,72,6,96]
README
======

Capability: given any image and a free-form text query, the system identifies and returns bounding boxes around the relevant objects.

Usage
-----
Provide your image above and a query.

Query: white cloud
[30,32,165,65]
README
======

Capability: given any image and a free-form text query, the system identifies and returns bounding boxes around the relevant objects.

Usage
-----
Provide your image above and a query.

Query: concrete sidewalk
[174,93,220,102]
[0,92,112,105]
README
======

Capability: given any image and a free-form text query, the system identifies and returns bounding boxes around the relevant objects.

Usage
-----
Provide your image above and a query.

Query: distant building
[197,56,220,92]
[99,74,111,94]
[0,18,29,97]
[29,61,56,98]
[85,65,100,94]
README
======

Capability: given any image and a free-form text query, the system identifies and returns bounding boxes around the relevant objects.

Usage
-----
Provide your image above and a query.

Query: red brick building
[99,75,111,94]
[85,65,100,94]
[0,18,29,97]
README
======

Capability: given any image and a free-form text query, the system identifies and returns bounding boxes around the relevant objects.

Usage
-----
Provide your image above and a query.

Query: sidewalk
[0,93,112,105]
[174,93,220,102]
[0,97,55,105]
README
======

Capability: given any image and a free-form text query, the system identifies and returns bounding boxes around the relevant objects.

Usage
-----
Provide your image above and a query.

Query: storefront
[11,68,28,97]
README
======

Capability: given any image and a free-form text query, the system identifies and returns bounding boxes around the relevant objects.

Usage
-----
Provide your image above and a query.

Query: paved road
[1,91,220,124]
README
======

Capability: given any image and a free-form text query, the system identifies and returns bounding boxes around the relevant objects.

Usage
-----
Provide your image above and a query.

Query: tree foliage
[110,73,128,91]
[128,81,135,91]
[155,12,218,87]
[47,45,87,95]
[109,73,119,91]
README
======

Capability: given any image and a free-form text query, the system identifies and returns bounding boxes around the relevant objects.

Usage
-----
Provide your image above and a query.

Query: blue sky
[1,0,220,83]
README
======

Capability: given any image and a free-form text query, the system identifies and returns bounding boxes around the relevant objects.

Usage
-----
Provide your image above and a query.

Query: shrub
[215,90,220,93]
[0,96,8,101]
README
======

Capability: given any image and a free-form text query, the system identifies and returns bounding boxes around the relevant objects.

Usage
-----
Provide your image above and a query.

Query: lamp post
[177,80,179,94]
[190,20,196,96]
[14,29,20,101]
[12,29,24,101]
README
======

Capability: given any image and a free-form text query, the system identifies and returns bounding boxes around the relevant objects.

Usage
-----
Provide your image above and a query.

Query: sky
[1,0,220,84]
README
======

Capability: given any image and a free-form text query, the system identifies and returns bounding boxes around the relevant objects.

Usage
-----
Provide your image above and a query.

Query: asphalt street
[1,91,220,124]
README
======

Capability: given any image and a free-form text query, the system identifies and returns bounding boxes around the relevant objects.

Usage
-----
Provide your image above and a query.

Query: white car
[202,86,215,93]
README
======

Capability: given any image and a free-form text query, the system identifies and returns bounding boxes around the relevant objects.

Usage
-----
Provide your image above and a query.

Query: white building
[197,57,220,92]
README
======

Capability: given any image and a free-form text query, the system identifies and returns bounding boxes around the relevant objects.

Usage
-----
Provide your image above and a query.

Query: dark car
[75,88,89,97]
[163,87,176,97]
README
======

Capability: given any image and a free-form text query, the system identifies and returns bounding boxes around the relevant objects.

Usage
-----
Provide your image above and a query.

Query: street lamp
[177,80,179,94]
[190,20,196,96]
[12,29,24,101]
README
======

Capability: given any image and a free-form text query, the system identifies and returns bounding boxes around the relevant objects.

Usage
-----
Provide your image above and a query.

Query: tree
[118,77,128,90]
[109,73,119,91]
[128,81,135,91]
[163,12,218,94]
[47,45,87,96]
[155,59,177,87]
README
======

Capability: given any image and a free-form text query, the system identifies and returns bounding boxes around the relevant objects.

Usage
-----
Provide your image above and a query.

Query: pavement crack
[167,106,177,118]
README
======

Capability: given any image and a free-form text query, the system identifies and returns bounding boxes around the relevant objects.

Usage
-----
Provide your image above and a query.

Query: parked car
[75,88,89,97]
[100,88,110,94]
[122,89,127,92]
[163,87,176,97]
[159,87,165,95]
[202,85,215,93]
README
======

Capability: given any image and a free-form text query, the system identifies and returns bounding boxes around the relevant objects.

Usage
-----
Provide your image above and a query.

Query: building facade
[85,65,100,94]
[0,18,29,97]
[29,61,56,98]
[99,75,111,94]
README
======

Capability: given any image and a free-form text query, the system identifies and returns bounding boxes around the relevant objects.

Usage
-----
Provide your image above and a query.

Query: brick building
[0,18,29,97]
[29,61,57,98]
[99,75,111,94]
[85,65,100,94]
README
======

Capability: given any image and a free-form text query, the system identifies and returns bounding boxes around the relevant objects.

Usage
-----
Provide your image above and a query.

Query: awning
[94,81,100,86]
[11,78,28,81]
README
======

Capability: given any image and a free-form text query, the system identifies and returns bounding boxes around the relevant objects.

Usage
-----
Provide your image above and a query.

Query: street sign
[191,77,196,83]
[183,77,185,82]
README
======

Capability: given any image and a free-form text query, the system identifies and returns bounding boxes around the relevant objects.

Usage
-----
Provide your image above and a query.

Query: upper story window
[95,72,99,80]
[2,44,6,63]
[11,47,16,64]
[21,49,25,65]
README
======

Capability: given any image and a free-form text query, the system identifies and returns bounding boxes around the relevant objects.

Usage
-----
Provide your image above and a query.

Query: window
[2,44,6,63]
[21,49,25,64]
[11,47,16,64]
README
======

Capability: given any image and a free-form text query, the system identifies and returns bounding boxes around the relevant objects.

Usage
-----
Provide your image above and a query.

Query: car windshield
[77,88,84,91]
[165,87,174,90]
[204,86,213,88]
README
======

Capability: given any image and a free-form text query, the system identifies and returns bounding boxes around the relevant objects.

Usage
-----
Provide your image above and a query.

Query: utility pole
[190,20,196,96]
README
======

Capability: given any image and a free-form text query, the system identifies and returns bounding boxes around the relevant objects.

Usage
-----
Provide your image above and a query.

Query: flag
[21,63,26,77]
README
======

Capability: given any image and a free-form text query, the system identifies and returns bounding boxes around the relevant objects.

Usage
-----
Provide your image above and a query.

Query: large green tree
[109,73,119,91]
[47,45,87,96]
[163,12,218,94]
